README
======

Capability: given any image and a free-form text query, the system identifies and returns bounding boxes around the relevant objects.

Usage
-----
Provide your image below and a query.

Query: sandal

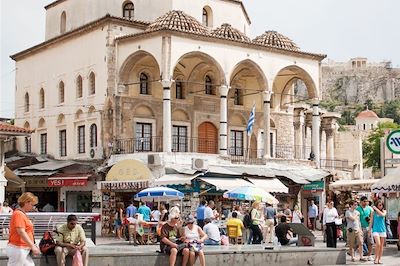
[351,258,355,262]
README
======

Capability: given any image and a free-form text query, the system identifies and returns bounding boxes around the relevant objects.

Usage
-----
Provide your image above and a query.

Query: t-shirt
[56,224,86,245]
[372,212,386,233]
[126,205,137,218]
[203,223,221,241]
[137,205,151,221]
[204,206,214,219]
[8,210,34,248]
[264,206,276,219]
[345,209,361,230]
[308,204,318,218]
[275,223,291,245]
[196,205,205,220]
[226,218,244,237]
[160,223,182,252]
[151,210,161,222]
[356,205,373,228]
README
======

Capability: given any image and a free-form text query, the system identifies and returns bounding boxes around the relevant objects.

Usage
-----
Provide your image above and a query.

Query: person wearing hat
[183,215,207,266]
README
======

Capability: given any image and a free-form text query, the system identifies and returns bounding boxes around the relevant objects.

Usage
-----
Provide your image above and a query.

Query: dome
[356,110,379,119]
[211,23,250,42]
[146,10,209,35]
[252,31,300,51]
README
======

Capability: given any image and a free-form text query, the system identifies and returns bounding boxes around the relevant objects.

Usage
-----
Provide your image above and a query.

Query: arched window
[234,88,243,105]
[39,88,45,109]
[76,75,83,98]
[140,73,150,94]
[90,124,97,148]
[59,81,65,103]
[89,72,95,95]
[176,80,184,99]
[205,75,214,95]
[202,8,208,26]
[24,93,29,112]
[123,2,134,19]
[60,11,66,33]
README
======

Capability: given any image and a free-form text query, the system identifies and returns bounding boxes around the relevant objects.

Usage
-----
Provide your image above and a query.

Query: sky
[1,0,399,118]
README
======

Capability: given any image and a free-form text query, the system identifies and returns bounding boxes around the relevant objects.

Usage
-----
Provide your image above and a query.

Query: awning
[371,167,400,193]
[199,177,252,191]
[329,179,378,192]
[47,176,89,187]
[155,173,203,186]
[247,177,288,193]
[5,166,25,188]
[106,159,153,181]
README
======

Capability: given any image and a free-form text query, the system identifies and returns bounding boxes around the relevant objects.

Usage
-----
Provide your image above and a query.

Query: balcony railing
[114,137,162,154]
[320,159,351,171]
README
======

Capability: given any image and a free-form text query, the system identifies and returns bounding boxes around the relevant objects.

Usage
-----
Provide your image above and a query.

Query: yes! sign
[386,130,400,154]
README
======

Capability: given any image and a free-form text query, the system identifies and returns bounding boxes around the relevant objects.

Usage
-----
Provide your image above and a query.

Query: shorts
[114,219,122,229]
[362,228,373,246]
[163,245,185,255]
[372,232,387,238]
[347,228,363,245]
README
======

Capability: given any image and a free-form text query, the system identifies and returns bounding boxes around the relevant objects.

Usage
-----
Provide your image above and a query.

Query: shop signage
[384,158,400,164]
[386,130,400,154]
[303,181,324,191]
[106,159,152,181]
[100,180,149,190]
[24,177,47,187]
[48,178,88,187]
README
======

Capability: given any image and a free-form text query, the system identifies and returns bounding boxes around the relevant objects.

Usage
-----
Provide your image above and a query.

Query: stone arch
[172,109,190,121]
[38,118,46,128]
[23,121,30,129]
[119,50,161,85]
[229,113,247,126]
[88,105,96,118]
[173,51,226,88]
[75,109,84,120]
[57,114,65,124]
[134,104,155,118]
[60,11,66,33]
[272,65,317,109]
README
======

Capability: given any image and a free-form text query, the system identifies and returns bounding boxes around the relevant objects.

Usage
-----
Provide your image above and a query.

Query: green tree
[380,100,400,124]
[363,121,400,170]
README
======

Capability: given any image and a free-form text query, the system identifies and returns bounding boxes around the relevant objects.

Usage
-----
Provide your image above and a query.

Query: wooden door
[198,122,218,154]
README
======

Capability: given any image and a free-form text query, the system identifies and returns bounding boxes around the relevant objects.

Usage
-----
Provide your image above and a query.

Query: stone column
[162,79,173,152]
[293,109,305,159]
[263,90,273,158]
[320,129,326,161]
[326,128,335,161]
[312,100,320,166]
[219,85,229,156]
[0,139,6,203]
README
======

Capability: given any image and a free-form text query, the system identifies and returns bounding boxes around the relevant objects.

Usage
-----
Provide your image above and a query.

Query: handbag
[334,218,342,226]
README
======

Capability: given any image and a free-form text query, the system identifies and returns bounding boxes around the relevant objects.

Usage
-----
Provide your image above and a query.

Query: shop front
[98,159,153,236]
[301,180,325,230]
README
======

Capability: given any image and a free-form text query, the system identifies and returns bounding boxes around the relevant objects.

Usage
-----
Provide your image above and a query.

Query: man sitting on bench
[55,214,89,266]
[275,215,297,246]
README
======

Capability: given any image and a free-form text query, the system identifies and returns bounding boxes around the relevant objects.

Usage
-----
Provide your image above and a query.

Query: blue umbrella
[134,187,184,201]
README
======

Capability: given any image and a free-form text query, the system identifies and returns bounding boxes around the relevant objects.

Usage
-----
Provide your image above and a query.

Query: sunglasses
[173,217,180,220]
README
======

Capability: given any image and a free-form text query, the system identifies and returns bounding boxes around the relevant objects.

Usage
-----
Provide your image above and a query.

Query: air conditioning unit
[192,158,209,171]
[89,147,104,159]
[148,154,161,166]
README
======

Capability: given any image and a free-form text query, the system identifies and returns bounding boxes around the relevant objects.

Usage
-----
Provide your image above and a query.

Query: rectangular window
[172,126,188,152]
[40,133,47,154]
[59,130,67,157]
[230,130,244,156]
[25,137,31,153]
[78,125,85,154]
[135,123,152,151]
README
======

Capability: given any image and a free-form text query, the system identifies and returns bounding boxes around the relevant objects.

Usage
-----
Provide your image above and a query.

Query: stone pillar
[162,80,173,152]
[326,128,335,161]
[312,101,320,166]
[219,85,229,156]
[320,129,326,161]
[293,109,305,159]
[263,90,273,158]
[0,140,7,203]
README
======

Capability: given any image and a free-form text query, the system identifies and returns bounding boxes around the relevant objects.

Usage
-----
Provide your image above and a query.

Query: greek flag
[246,105,255,136]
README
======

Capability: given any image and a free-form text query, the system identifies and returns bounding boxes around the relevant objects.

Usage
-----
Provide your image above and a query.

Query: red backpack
[39,231,56,262]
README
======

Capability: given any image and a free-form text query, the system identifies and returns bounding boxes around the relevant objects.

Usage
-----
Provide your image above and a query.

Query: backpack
[39,231,56,263]
[243,209,252,228]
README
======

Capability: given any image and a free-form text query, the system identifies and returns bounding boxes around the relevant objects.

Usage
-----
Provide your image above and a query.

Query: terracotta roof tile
[211,23,250,42]
[253,30,300,51]
[146,10,208,35]
[0,122,33,134]
[356,110,379,119]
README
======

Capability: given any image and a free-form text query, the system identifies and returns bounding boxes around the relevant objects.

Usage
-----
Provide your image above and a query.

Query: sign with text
[386,130,400,154]
[385,158,400,164]
[303,181,324,191]
[48,178,88,187]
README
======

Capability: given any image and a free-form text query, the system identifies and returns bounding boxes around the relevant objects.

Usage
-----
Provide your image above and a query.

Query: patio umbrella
[223,185,279,204]
[134,187,184,201]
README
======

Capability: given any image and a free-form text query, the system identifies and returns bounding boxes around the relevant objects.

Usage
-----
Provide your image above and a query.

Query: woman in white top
[323,201,339,248]
[183,215,207,266]
[292,205,303,224]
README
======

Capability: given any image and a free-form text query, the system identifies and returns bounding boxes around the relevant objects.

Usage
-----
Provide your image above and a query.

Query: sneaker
[360,257,367,262]
[367,256,373,261]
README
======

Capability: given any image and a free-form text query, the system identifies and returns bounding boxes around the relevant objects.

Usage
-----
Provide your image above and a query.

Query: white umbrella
[134,187,184,201]
[371,167,400,193]
[223,185,279,204]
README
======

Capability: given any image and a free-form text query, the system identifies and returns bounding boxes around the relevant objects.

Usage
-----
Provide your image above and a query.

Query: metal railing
[0,213,99,244]
[114,137,162,154]
[320,159,351,171]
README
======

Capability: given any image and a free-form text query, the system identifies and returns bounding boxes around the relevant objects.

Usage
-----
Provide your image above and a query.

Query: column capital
[263,90,273,101]
[325,128,335,138]
[219,85,229,96]
[161,79,173,88]
[311,98,320,106]
[293,121,301,130]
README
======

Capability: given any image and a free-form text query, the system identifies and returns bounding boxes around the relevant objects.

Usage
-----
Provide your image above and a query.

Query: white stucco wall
[14,28,109,159]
